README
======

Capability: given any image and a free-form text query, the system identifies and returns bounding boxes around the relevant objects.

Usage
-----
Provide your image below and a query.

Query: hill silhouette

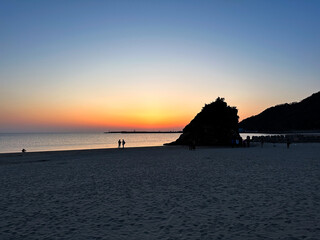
[167,97,240,146]
[239,91,320,132]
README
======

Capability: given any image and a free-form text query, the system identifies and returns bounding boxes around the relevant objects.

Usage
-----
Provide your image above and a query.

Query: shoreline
[2,132,320,154]
[0,141,318,159]
[0,140,317,156]
[0,145,173,156]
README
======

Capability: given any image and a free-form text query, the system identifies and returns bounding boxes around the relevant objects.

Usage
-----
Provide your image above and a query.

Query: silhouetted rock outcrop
[167,97,240,146]
[239,91,320,132]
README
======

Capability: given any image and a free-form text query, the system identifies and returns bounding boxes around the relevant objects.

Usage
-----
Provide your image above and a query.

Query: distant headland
[239,91,320,132]
[105,131,183,134]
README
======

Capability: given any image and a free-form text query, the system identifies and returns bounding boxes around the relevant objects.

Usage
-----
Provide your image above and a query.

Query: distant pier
[105,131,183,134]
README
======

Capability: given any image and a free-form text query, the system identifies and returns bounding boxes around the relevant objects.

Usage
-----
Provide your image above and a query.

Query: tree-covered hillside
[239,92,320,132]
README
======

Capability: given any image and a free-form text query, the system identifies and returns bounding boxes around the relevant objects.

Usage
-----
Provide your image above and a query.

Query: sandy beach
[1,143,320,239]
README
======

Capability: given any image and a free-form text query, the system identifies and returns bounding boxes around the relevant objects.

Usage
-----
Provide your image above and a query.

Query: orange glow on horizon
[0,93,270,132]
[0,105,192,131]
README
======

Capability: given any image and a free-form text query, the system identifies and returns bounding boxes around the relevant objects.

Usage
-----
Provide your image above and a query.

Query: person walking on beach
[287,138,291,149]
[246,136,251,147]
[122,139,126,148]
[118,139,121,148]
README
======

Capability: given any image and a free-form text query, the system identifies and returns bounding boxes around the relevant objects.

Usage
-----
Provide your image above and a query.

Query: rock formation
[167,97,240,146]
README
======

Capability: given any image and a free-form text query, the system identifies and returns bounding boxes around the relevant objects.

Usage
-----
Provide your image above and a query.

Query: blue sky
[1,0,319,132]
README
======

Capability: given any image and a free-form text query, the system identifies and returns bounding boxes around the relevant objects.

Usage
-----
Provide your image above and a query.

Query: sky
[1,0,319,132]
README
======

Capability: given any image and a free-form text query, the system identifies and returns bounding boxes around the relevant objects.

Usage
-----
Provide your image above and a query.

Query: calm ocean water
[0,133,182,153]
[1,132,310,153]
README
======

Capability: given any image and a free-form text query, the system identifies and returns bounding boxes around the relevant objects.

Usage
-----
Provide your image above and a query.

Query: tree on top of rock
[167,97,240,146]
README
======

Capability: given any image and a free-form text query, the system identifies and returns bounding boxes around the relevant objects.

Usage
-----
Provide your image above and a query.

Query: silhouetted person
[118,139,121,148]
[239,137,243,147]
[246,136,250,147]
[287,138,291,149]
[122,139,125,148]
[188,139,196,150]
[22,149,26,153]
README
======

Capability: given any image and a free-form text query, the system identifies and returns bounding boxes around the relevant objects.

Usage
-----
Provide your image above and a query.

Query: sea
[0,132,182,153]
[0,132,308,153]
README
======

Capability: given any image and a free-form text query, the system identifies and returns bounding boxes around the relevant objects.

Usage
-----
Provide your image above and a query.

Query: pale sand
[1,143,320,239]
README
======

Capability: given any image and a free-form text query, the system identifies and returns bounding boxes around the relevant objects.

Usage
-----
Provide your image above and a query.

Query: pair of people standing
[118,139,126,148]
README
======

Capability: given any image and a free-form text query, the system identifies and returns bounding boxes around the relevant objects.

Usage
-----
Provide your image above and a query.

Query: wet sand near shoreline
[1,143,320,239]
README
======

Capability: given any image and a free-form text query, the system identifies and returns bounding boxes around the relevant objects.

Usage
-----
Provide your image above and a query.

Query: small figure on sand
[287,138,291,149]
[118,139,121,148]
[22,148,26,153]
[122,139,126,148]
[189,139,196,150]
[246,136,250,147]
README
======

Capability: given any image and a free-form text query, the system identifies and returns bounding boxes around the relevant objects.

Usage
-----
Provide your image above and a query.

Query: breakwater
[251,134,320,143]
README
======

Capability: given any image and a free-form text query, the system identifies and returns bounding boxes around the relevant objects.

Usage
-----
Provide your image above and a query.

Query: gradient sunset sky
[1,0,320,132]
